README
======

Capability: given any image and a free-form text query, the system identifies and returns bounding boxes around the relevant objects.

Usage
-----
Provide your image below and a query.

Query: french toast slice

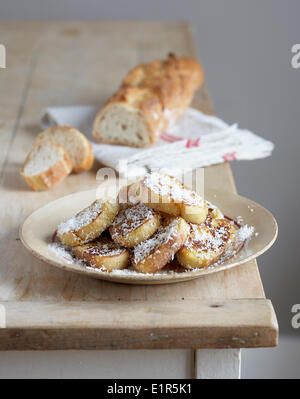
[109,203,161,248]
[138,172,208,224]
[176,218,236,269]
[57,200,120,246]
[73,237,129,271]
[132,217,190,274]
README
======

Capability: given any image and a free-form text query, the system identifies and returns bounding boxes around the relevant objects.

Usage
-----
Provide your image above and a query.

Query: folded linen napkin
[41,105,274,177]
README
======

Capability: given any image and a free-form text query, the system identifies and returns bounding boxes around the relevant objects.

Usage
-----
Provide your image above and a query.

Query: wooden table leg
[195,349,241,379]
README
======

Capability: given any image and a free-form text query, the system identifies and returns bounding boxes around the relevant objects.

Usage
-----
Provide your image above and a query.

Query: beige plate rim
[20,188,278,285]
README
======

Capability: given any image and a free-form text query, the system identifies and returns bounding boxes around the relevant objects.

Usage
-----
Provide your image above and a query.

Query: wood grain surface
[0,21,278,350]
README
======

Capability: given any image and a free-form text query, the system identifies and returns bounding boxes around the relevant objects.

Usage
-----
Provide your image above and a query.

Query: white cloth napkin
[41,105,274,177]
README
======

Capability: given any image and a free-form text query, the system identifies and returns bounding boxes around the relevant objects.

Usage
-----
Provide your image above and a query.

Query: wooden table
[0,21,278,379]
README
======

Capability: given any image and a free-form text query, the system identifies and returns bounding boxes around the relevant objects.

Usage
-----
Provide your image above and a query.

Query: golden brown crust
[93,53,204,147]
[122,53,204,114]
[20,141,73,191]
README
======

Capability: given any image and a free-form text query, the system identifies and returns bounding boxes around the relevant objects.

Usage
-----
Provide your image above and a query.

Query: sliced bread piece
[176,218,236,269]
[138,172,208,224]
[57,199,120,246]
[131,217,190,274]
[109,203,162,248]
[73,237,130,271]
[20,140,73,191]
[35,126,94,173]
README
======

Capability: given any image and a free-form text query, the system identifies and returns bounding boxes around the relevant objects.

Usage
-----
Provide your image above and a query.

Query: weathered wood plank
[0,299,277,350]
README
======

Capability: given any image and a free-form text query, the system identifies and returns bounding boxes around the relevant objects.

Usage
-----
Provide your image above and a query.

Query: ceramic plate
[20,188,278,285]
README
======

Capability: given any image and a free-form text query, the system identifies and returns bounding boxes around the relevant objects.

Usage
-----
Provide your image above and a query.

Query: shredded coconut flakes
[185,221,233,253]
[57,201,102,234]
[143,172,204,206]
[132,218,179,264]
[83,240,126,257]
[49,199,255,276]
[111,203,155,236]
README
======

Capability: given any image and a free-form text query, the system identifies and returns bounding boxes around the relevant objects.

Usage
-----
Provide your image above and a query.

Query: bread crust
[20,141,73,191]
[35,126,94,173]
[93,53,204,147]
[131,217,190,274]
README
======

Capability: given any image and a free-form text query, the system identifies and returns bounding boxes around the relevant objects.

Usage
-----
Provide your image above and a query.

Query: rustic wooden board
[0,299,277,350]
[0,21,278,349]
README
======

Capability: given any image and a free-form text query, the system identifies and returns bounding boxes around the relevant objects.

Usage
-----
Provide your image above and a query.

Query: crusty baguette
[138,172,208,224]
[35,126,94,173]
[131,217,190,274]
[57,200,120,246]
[20,140,73,191]
[93,53,204,147]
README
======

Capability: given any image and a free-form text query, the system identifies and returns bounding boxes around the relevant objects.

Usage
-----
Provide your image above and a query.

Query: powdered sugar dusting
[143,172,204,206]
[57,200,102,234]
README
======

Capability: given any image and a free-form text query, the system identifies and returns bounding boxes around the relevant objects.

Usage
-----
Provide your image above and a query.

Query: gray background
[1,0,299,335]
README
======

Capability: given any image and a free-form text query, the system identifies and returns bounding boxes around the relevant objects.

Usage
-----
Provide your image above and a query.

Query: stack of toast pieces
[56,172,236,274]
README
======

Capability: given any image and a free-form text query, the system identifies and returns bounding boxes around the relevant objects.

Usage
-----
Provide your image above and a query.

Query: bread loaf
[93,54,204,147]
